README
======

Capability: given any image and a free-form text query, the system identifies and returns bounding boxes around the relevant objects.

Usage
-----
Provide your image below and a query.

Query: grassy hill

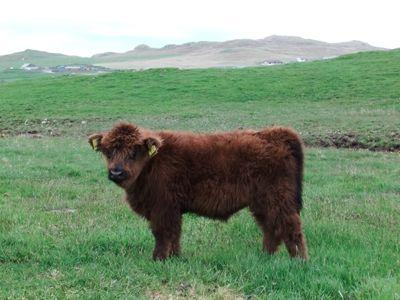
[93,36,383,69]
[1,49,399,150]
[0,36,383,70]
[0,49,91,70]
[0,69,54,83]
[0,49,399,298]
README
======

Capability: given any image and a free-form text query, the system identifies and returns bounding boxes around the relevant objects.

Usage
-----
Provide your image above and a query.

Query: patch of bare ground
[305,131,400,152]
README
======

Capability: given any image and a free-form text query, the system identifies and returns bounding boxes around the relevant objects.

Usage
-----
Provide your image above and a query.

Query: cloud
[0,0,399,55]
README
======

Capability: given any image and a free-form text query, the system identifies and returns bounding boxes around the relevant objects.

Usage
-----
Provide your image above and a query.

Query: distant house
[322,56,337,60]
[261,60,284,66]
[21,63,40,71]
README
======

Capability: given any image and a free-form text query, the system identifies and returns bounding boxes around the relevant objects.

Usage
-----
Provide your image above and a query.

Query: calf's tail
[286,136,304,212]
[257,127,304,212]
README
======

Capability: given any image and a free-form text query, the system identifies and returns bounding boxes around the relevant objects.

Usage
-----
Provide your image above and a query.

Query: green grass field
[1,50,399,150]
[0,50,399,298]
[0,69,57,83]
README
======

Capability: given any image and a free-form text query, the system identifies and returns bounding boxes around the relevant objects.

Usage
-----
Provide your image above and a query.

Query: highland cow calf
[88,123,308,261]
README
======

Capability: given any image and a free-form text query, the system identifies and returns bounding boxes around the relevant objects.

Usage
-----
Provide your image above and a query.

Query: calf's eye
[129,150,136,160]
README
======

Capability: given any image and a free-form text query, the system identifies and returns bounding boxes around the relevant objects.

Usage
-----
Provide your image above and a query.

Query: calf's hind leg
[251,188,308,259]
[283,213,308,260]
[251,211,282,255]
[252,210,308,260]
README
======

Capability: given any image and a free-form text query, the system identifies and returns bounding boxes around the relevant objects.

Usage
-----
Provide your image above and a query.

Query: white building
[21,63,40,71]
[296,57,307,62]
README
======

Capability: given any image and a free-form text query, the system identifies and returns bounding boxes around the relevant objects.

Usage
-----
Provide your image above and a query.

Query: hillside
[0,49,399,150]
[0,36,384,70]
[0,49,91,70]
[94,35,384,69]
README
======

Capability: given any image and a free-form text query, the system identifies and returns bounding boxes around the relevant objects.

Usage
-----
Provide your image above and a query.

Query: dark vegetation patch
[2,127,399,152]
[305,131,400,152]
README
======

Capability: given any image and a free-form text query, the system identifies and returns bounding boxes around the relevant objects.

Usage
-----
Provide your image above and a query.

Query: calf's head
[88,123,162,188]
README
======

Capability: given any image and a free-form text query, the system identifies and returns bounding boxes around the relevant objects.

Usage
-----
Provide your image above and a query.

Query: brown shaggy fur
[89,123,308,261]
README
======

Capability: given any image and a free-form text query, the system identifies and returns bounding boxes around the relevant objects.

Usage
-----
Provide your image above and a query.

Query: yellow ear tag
[91,139,98,150]
[148,145,157,157]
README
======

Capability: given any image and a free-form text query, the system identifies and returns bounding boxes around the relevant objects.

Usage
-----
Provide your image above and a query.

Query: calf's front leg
[150,209,182,261]
[151,230,172,260]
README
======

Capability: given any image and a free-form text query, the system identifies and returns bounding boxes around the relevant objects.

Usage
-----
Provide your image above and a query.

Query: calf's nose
[110,169,123,176]
[110,165,124,175]
[108,165,126,182]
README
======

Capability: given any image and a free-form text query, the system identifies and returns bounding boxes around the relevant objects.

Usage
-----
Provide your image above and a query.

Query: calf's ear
[143,136,162,157]
[88,133,103,151]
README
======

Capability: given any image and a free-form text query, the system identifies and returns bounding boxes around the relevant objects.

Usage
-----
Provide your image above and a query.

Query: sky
[0,0,399,56]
